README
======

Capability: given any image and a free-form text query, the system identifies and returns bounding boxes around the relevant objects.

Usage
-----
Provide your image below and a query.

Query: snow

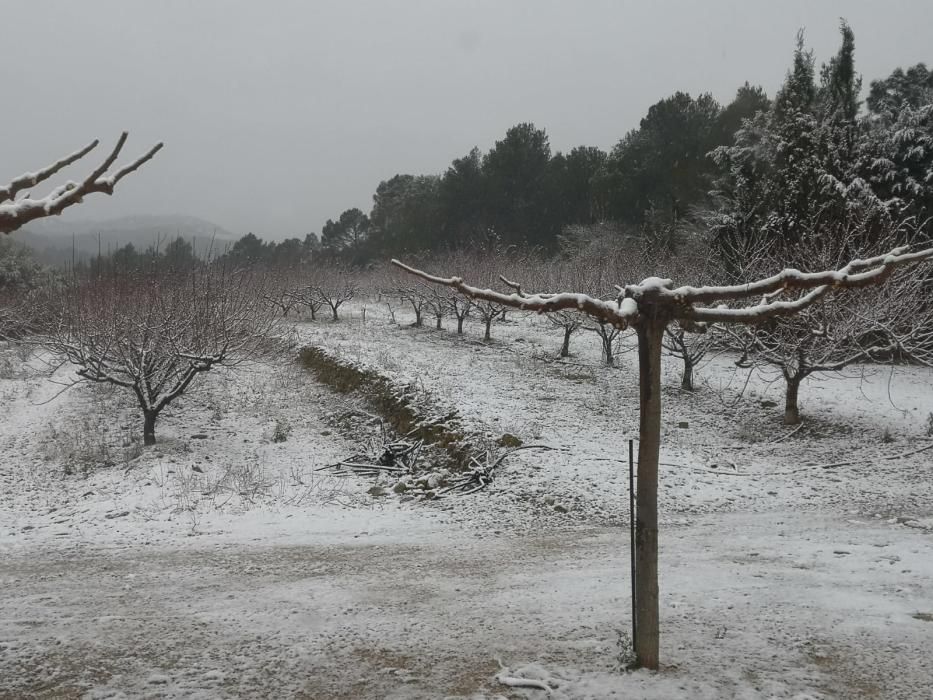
[1,313,932,698]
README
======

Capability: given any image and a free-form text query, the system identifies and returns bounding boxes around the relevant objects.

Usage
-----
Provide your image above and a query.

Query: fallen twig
[496,673,552,695]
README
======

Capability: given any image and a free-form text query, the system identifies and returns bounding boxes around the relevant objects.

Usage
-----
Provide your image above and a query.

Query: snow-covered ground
[1,306,932,699]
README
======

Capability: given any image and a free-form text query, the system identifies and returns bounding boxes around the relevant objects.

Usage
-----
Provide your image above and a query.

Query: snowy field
[1,305,932,699]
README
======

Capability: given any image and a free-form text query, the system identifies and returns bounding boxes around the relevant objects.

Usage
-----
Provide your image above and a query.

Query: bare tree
[291,284,324,320]
[309,264,358,321]
[393,241,933,670]
[447,290,473,335]
[38,264,278,445]
[424,285,447,330]
[436,251,473,334]
[1,133,162,235]
[536,257,586,357]
[395,283,428,327]
[725,218,933,423]
[662,322,712,391]
[652,241,719,391]
[264,275,304,317]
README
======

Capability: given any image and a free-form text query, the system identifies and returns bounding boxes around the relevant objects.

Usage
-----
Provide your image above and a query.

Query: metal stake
[629,438,637,649]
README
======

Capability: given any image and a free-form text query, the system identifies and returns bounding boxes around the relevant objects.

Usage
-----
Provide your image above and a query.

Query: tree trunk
[601,333,615,367]
[435,315,442,330]
[331,305,339,321]
[457,316,465,334]
[309,305,316,321]
[560,327,572,358]
[784,376,801,425]
[143,410,158,446]
[484,317,492,341]
[634,319,664,670]
[413,308,422,327]
[681,360,694,391]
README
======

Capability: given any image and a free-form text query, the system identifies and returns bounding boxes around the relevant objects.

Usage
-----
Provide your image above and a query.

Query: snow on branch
[0,140,99,205]
[0,132,163,235]
[390,259,639,328]
[666,245,933,305]
[393,242,933,330]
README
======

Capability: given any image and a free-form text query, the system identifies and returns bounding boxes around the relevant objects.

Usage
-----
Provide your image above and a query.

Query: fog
[2,0,931,239]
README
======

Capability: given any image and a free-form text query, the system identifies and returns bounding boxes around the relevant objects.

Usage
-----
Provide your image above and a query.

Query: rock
[392,481,408,494]
[543,495,555,506]
[497,433,523,449]
[760,400,778,408]
[677,421,689,429]
[367,486,388,497]
[190,434,208,440]
[105,510,130,520]
[320,430,332,436]
[553,504,569,514]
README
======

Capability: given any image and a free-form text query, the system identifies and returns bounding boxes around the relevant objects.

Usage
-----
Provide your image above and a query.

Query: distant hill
[15,215,239,266]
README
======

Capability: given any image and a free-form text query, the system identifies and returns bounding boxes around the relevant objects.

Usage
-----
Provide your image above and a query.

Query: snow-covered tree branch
[0,133,163,235]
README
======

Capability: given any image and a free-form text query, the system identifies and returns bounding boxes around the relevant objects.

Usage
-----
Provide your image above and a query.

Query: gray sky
[2,1,931,240]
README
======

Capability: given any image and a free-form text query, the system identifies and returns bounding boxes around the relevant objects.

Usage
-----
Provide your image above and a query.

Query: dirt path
[2,511,931,699]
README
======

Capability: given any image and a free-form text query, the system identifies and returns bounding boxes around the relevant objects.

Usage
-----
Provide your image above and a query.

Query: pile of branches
[437,444,553,497]
[318,423,553,498]
[317,429,424,478]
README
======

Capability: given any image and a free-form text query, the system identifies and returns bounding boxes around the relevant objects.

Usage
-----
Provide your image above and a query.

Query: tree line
[307,22,932,267]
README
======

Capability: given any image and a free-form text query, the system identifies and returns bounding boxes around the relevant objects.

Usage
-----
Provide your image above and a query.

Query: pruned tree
[263,270,305,317]
[424,284,447,330]
[722,217,933,423]
[1,133,162,236]
[652,238,719,391]
[662,323,712,391]
[392,239,933,670]
[290,284,323,320]
[462,251,507,341]
[537,257,587,357]
[447,291,473,334]
[309,265,358,321]
[38,264,279,445]
[395,283,428,327]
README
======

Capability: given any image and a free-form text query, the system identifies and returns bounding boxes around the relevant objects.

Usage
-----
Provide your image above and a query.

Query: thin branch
[0,139,99,205]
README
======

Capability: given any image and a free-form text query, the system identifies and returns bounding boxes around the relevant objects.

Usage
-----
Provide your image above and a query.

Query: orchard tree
[393,239,933,670]
[309,264,359,321]
[1,132,161,236]
[39,264,278,445]
[723,213,933,424]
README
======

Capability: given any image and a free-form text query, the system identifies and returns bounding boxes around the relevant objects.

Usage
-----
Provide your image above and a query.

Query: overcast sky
[2,1,932,240]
